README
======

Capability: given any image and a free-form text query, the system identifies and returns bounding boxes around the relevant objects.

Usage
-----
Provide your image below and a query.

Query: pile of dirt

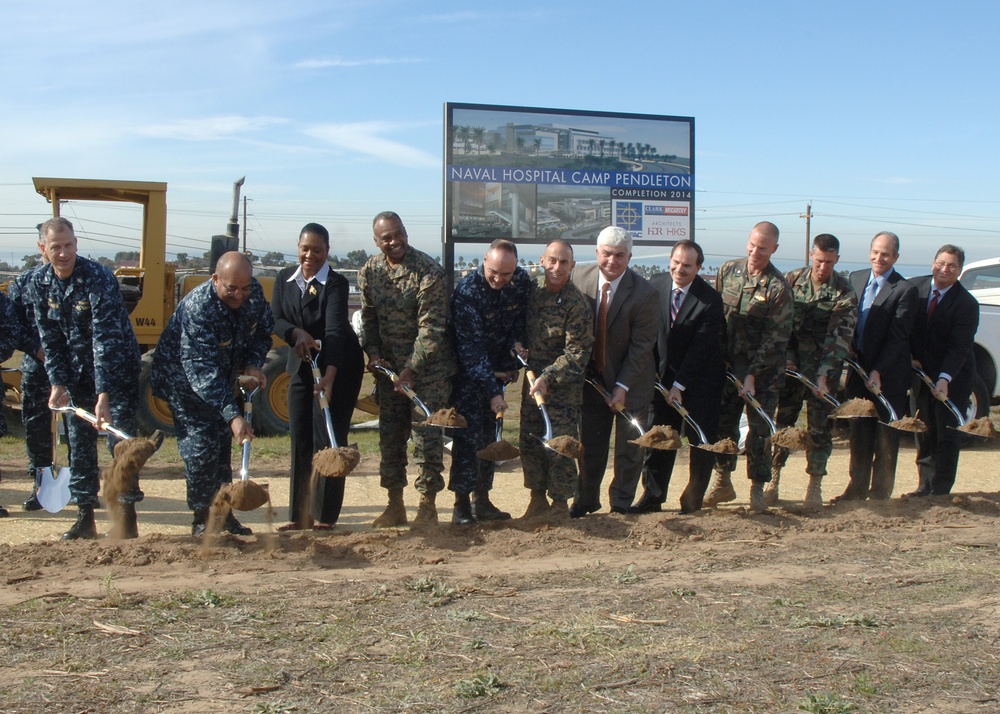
[700,437,739,454]
[477,440,521,461]
[421,407,468,428]
[546,435,583,458]
[832,397,878,418]
[959,416,997,437]
[629,425,682,450]
[218,480,271,512]
[102,435,162,539]
[771,427,816,450]
[890,415,927,432]
[312,447,361,477]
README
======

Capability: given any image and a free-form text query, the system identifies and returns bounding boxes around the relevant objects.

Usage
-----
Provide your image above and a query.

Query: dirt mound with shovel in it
[546,435,583,459]
[629,425,682,450]
[421,407,468,428]
[890,414,927,433]
[312,447,362,478]
[771,427,816,451]
[959,417,997,438]
[832,397,878,418]
[477,440,521,461]
[700,437,739,454]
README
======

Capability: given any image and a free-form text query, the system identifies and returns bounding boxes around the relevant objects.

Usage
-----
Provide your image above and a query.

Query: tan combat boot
[763,466,781,506]
[410,492,438,529]
[749,481,769,514]
[803,475,824,512]
[520,489,550,519]
[703,472,737,507]
[372,488,407,528]
[548,499,569,520]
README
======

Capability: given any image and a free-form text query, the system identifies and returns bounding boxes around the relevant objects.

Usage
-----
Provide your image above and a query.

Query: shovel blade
[37,466,72,513]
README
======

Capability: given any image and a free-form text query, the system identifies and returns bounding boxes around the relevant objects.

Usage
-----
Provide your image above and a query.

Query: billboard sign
[444,103,694,251]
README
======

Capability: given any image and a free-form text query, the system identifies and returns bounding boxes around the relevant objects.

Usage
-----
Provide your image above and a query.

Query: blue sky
[2,1,998,275]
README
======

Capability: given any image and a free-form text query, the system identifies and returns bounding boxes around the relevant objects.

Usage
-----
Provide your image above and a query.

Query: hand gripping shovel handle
[237,376,260,481]
[309,341,340,448]
[844,358,899,422]
[585,378,646,436]
[913,366,967,426]
[725,372,777,435]
[371,364,432,418]
[514,353,554,441]
[785,369,841,408]
[53,405,131,441]
[654,381,708,444]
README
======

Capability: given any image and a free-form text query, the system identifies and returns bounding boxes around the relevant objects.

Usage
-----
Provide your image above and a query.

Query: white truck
[959,258,1000,417]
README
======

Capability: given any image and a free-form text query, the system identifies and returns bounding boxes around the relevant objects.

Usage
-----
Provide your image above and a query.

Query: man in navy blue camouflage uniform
[30,217,142,539]
[447,239,530,524]
[0,289,26,518]
[151,251,273,537]
[7,227,60,512]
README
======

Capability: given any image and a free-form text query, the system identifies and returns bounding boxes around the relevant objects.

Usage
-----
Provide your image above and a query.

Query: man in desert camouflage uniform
[447,239,530,525]
[359,211,456,529]
[766,234,857,510]
[151,252,273,537]
[31,217,142,539]
[516,240,593,519]
[705,221,793,513]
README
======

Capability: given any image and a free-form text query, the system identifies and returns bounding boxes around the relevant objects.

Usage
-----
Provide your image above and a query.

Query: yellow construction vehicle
[31,176,290,436]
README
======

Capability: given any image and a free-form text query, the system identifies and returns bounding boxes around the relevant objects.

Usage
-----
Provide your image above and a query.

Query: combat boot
[548,499,569,519]
[62,505,98,540]
[411,492,438,529]
[520,489,550,519]
[763,466,781,506]
[703,473,737,507]
[472,488,511,521]
[23,492,43,511]
[452,493,475,525]
[372,488,407,528]
[749,481,769,514]
[224,512,253,536]
[118,502,139,539]
[191,508,210,537]
[803,475,824,512]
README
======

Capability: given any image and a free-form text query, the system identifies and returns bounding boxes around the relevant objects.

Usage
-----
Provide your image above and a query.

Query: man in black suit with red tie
[908,245,979,496]
[837,231,918,502]
[632,240,725,514]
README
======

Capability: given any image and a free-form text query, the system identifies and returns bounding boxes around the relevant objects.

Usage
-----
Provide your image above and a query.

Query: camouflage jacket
[151,278,274,423]
[7,267,43,372]
[525,275,594,406]
[449,266,530,399]
[30,257,141,393]
[715,258,793,378]
[784,266,858,379]
[0,290,22,364]
[358,246,456,383]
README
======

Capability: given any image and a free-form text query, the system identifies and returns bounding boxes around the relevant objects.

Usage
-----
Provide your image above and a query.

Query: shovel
[477,382,521,462]
[53,404,164,477]
[309,343,361,477]
[37,412,70,513]
[224,378,270,511]
[514,353,580,459]
[784,369,841,409]
[370,364,465,430]
[726,371,818,452]
[653,380,712,448]
[844,359,925,432]
[912,366,990,438]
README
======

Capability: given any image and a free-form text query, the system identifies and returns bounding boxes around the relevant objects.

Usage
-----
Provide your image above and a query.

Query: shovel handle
[309,343,341,448]
[725,372,778,435]
[785,369,841,408]
[54,405,132,440]
[913,366,966,426]
[845,359,899,422]
[525,369,546,407]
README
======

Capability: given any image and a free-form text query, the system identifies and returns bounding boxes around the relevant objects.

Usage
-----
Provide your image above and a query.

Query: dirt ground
[2,425,1000,713]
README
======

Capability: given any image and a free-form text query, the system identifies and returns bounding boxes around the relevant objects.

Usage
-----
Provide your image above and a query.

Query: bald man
[152,251,274,537]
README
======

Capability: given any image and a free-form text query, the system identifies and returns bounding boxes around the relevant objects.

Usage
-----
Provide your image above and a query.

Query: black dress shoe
[0,505,8,518]
[23,493,43,511]
[610,506,630,514]
[902,488,931,498]
[569,502,600,519]
[629,500,662,514]
[929,489,952,496]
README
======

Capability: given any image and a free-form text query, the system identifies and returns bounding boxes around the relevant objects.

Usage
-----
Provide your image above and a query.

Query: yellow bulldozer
[29,176,291,436]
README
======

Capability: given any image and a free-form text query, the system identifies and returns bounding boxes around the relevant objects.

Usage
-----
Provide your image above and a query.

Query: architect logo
[616,201,642,232]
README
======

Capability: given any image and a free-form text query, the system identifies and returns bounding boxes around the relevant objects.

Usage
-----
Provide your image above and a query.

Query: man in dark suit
[271,223,365,530]
[570,226,659,516]
[837,231,918,501]
[908,245,979,496]
[632,240,725,514]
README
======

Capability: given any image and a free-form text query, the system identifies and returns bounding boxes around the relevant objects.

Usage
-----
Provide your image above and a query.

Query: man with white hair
[570,226,659,516]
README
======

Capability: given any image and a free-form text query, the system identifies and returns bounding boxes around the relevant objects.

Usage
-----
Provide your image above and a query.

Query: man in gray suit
[570,226,660,516]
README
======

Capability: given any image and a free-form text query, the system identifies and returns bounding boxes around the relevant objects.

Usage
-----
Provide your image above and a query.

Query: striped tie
[671,288,682,324]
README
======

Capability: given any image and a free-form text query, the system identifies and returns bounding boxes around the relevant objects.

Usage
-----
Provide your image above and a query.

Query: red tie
[595,283,610,372]
[927,289,940,321]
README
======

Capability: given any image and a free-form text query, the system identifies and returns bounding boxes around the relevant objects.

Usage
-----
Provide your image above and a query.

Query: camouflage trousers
[519,389,580,502]
[168,393,235,511]
[64,376,140,507]
[447,377,498,495]
[375,375,450,495]
[772,377,833,476]
[715,372,781,482]
[21,365,60,489]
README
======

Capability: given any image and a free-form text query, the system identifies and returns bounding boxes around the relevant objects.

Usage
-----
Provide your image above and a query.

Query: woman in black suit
[272,223,364,530]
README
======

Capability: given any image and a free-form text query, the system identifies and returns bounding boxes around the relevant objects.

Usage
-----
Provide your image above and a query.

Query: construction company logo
[135,317,156,327]
[615,201,643,233]
[644,205,689,216]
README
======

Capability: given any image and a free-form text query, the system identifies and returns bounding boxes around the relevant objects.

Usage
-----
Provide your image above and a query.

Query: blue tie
[855,278,878,351]
[671,288,683,324]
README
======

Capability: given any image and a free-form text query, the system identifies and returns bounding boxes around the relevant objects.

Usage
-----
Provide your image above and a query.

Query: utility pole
[800,203,813,265]
[242,195,248,253]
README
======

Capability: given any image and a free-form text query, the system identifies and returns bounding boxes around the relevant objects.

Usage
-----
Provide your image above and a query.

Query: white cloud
[294,56,423,69]
[135,116,290,141]
[304,122,438,169]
